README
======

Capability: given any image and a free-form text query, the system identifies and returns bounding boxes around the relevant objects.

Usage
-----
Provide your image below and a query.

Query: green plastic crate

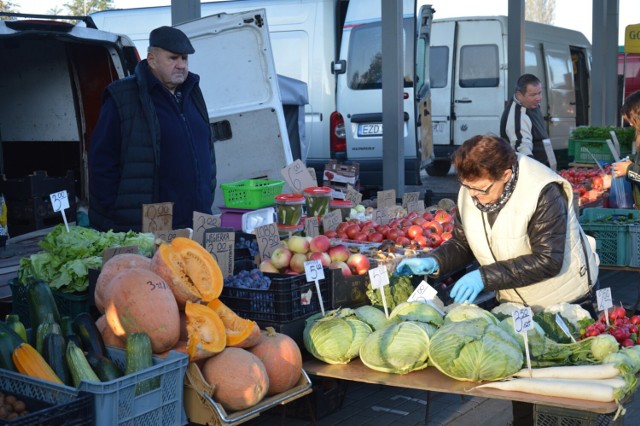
[220,179,284,209]
[568,138,632,164]
[8,279,90,328]
[579,208,640,267]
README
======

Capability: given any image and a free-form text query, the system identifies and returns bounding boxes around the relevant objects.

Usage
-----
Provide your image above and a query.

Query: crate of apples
[324,209,455,249]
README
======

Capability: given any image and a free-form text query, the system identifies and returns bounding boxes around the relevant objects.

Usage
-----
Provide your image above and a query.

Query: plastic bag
[609,170,634,209]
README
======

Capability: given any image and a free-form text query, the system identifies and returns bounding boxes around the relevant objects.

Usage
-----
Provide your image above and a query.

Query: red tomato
[411,216,426,226]
[386,229,401,241]
[407,225,423,239]
[367,232,384,243]
[395,236,411,246]
[353,232,369,242]
[324,230,337,238]
[423,220,443,235]
[414,235,427,247]
[630,315,640,325]
[345,224,361,240]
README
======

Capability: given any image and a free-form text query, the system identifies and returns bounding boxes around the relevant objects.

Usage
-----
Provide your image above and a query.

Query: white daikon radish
[512,363,619,380]
[477,378,617,402]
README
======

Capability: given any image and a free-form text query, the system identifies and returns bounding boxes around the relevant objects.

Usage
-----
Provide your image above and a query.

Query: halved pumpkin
[208,299,261,348]
[151,237,223,307]
[185,301,226,361]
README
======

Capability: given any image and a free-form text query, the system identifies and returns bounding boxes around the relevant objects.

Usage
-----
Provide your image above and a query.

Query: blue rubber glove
[449,269,484,304]
[395,257,439,276]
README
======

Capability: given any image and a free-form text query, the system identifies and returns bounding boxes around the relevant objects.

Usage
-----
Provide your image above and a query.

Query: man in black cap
[89,26,216,232]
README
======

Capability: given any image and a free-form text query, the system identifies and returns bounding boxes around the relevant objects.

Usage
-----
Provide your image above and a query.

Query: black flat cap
[149,26,195,54]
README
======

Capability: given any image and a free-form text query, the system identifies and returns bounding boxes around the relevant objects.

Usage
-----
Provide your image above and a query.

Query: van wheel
[425,160,451,177]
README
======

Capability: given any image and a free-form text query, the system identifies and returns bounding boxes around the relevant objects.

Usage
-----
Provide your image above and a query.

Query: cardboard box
[323,160,359,191]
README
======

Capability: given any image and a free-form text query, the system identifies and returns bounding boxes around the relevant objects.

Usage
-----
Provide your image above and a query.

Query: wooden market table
[303,358,619,415]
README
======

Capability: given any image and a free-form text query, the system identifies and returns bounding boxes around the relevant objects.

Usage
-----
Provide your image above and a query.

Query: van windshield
[346,18,414,90]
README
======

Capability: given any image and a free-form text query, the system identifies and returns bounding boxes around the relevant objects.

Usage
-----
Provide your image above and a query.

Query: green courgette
[42,333,70,385]
[0,331,19,371]
[86,351,124,382]
[59,315,82,348]
[36,314,62,355]
[27,280,60,344]
[72,312,106,356]
[125,332,158,395]
[5,315,27,342]
[65,340,100,387]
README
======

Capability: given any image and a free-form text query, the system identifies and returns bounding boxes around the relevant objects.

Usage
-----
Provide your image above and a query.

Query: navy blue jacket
[89,60,215,232]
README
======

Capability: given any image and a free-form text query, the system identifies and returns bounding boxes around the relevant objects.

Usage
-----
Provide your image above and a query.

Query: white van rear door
[176,10,293,205]
[452,19,505,145]
[541,42,576,151]
[429,20,455,148]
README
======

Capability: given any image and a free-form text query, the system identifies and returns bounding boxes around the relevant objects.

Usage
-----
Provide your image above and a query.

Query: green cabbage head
[429,318,523,382]
[359,321,430,374]
[304,315,372,364]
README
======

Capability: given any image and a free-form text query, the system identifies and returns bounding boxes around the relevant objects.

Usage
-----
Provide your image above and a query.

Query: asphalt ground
[232,169,640,426]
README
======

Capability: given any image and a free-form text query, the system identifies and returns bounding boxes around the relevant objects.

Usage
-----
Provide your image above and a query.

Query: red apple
[345,224,361,240]
[367,232,384,243]
[287,235,310,254]
[259,259,279,273]
[347,253,370,275]
[270,247,292,270]
[289,253,308,273]
[395,236,411,246]
[308,251,331,267]
[328,244,350,263]
[323,230,337,238]
[329,260,352,277]
[310,235,331,253]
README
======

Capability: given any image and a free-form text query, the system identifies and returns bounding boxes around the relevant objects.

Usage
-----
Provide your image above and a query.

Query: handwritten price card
[304,260,325,282]
[281,159,317,193]
[304,217,320,238]
[402,192,420,209]
[373,208,391,225]
[596,287,613,312]
[102,245,139,263]
[345,185,363,206]
[50,190,70,212]
[142,202,173,233]
[512,307,534,334]
[406,200,424,214]
[193,212,221,246]
[204,229,235,278]
[369,265,390,317]
[307,168,319,187]
[154,228,192,244]
[255,223,281,261]
[377,189,396,210]
[321,209,342,232]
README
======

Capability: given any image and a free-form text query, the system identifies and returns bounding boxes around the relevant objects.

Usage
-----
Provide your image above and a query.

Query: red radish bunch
[581,305,640,347]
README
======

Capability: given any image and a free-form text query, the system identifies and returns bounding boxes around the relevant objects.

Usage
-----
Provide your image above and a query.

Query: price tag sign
[369,265,390,318]
[49,190,71,232]
[304,260,325,282]
[102,245,139,263]
[255,223,281,261]
[377,189,396,210]
[304,217,320,238]
[408,280,445,316]
[50,190,70,212]
[204,229,235,278]
[555,313,576,343]
[406,200,424,214]
[154,228,192,244]
[597,287,613,326]
[193,212,221,246]
[142,202,173,233]
[512,307,534,334]
[345,185,363,206]
[321,209,342,232]
[402,192,420,208]
[307,167,319,187]
[374,208,391,225]
[281,159,317,193]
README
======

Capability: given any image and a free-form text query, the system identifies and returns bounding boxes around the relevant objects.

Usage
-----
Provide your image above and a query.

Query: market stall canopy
[625,24,640,54]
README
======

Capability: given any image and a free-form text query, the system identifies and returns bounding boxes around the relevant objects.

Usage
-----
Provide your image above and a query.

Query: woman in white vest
[396,134,598,311]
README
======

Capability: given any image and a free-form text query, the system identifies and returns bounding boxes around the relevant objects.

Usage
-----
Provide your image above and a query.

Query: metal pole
[171,0,201,26]
[507,0,525,98]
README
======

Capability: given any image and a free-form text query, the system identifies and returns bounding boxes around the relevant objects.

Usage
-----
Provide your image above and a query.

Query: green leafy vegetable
[359,321,430,374]
[366,274,415,311]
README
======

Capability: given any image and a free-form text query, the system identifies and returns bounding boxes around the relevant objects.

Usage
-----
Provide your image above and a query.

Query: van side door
[416,5,434,168]
[429,21,455,155]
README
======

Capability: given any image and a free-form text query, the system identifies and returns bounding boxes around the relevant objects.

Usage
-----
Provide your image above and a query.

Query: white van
[332,0,434,189]
[91,0,434,191]
[427,16,592,175]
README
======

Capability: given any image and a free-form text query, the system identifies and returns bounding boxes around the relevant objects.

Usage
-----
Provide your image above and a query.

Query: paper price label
[402,192,420,208]
[193,212,221,246]
[102,245,139,263]
[304,218,320,238]
[49,190,70,212]
[512,307,534,334]
[255,223,281,260]
[406,200,424,214]
[142,202,173,233]
[204,230,235,278]
[281,159,317,193]
[555,313,576,342]
[304,260,325,282]
[377,189,396,210]
[596,287,613,312]
[321,209,342,232]
[368,265,390,290]
[345,186,363,205]
[407,281,444,315]
[154,228,192,244]
[374,208,391,225]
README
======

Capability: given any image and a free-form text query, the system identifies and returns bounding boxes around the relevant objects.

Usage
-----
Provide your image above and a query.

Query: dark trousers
[512,401,533,426]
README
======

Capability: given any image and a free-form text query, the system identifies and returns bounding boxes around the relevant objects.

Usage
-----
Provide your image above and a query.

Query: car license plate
[358,123,383,137]
[432,122,445,134]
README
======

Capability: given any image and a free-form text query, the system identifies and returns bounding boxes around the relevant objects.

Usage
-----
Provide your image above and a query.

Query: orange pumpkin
[207,299,261,348]
[95,253,151,313]
[201,347,269,411]
[248,327,302,395]
[151,237,223,307]
[104,268,180,353]
[184,301,226,361]
[95,315,125,349]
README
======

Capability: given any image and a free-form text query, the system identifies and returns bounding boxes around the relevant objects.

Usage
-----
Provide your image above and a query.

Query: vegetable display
[359,321,430,374]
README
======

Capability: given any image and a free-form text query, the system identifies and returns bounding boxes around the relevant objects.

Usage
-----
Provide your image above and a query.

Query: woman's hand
[613,160,632,179]
[601,174,612,190]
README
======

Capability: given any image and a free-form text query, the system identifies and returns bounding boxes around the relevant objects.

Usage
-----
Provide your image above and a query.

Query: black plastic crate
[9,279,90,328]
[273,376,347,421]
[234,231,258,260]
[220,269,330,323]
[0,170,75,200]
[423,189,458,208]
[6,194,77,236]
[325,266,372,309]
